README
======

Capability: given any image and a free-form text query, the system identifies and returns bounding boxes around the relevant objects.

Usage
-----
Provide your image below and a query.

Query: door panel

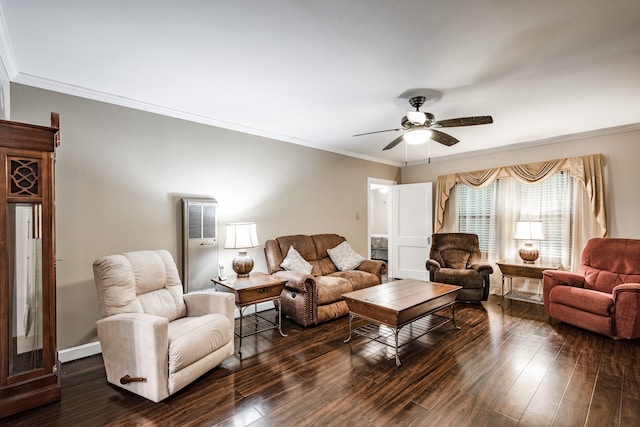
[391,182,432,280]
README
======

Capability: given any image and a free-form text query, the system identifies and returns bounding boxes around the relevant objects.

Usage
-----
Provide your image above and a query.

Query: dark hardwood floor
[4,296,640,426]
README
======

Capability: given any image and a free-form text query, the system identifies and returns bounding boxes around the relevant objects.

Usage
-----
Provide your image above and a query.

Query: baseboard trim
[57,301,276,363]
[58,341,102,363]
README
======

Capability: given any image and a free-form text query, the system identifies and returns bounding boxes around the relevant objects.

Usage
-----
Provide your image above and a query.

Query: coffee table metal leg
[394,328,401,367]
[344,314,354,343]
[451,303,461,330]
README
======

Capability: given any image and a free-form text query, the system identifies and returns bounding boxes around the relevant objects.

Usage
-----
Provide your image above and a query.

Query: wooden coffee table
[343,279,461,367]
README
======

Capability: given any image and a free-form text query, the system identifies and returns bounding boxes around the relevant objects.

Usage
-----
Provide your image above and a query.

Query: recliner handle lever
[120,374,145,384]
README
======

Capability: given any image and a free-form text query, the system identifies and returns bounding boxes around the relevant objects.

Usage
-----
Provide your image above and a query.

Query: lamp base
[232,249,254,277]
[519,242,539,264]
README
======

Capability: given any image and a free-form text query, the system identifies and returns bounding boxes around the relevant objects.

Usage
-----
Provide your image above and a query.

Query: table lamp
[224,222,259,277]
[514,220,544,264]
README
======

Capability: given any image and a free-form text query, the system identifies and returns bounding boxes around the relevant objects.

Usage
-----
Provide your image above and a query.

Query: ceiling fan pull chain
[404,139,408,167]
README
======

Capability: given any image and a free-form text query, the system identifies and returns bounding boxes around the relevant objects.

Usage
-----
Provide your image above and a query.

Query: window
[457,182,497,256]
[515,172,571,262]
[456,172,572,264]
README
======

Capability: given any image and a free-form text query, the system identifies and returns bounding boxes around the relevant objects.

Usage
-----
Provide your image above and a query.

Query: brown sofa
[264,233,387,326]
[542,238,640,339]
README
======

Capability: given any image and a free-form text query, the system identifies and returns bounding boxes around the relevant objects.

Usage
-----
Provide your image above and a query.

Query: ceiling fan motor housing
[409,96,427,109]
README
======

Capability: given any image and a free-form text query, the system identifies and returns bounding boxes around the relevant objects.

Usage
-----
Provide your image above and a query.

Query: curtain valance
[434,154,606,235]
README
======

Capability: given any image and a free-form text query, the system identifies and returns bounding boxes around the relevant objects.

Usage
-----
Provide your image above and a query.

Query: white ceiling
[1,1,639,166]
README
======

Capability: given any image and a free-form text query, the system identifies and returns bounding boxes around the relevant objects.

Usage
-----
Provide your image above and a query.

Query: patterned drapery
[434,154,606,236]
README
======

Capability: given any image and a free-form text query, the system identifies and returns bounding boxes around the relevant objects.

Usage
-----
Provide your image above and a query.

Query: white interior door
[390,182,432,280]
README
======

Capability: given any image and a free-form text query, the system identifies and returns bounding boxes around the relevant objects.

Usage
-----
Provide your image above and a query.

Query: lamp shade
[513,221,544,241]
[224,222,259,249]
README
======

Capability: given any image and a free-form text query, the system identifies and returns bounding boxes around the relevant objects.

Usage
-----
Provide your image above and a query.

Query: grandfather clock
[0,113,60,417]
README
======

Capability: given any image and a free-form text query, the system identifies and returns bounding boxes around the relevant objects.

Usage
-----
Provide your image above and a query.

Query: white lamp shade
[224,222,259,249]
[404,128,431,145]
[513,221,544,240]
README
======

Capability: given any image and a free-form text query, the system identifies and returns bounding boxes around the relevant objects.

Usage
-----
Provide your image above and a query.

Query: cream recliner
[93,249,234,402]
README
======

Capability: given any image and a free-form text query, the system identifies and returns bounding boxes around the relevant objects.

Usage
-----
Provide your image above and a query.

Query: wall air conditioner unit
[181,198,217,293]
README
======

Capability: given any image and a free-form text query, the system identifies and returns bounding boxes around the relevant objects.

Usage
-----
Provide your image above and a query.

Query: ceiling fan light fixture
[406,110,427,125]
[405,128,431,145]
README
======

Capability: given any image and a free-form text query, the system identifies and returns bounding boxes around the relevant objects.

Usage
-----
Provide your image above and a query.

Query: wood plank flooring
[4,296,640,426]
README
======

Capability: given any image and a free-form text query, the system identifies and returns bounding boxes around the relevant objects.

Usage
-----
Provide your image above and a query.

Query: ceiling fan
[354,96,493,151]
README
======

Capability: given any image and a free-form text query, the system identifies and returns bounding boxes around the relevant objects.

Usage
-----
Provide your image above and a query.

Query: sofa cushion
[280,245,313,274]
[327,241,366,271]
[549,286,614,316]
[329,270,379,291]
[315,276,354,305]
[168,314,232,375]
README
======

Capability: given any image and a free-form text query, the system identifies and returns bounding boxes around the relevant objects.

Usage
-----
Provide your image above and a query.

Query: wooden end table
[496,260,562,305]
[211,272,287,356]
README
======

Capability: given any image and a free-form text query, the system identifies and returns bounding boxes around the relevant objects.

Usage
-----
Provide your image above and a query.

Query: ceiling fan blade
[431,129,459,146]
[436,116,493,127]
[382,134,405,151]
[353,127,401,137]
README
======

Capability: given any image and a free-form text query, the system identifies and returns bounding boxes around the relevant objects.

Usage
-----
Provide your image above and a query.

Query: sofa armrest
[469,262,493,275]
[357,259,387,280]
[426,259,441,273]
[96,312,170,402]
[613,283,640,339]
[184,292,235,324]
[272,270,315,294]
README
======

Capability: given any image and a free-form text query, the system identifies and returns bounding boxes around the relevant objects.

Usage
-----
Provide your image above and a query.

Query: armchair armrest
[613,283,640,302]
[469,262,493,275]
[184,292,235,324]
[542,270,586,288]
[613,283,640,339]
[96,312,169,402]
[542,270,586,312]
[357,259,387,280]
[426,259,441,273]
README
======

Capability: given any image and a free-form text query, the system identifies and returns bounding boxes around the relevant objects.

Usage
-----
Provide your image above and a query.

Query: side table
[211,272,287,356]
[497,260,562,305]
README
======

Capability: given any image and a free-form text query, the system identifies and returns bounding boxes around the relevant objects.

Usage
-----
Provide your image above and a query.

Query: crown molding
[404,122,640,167]
[12,72,402,167]
[12,72,637,170]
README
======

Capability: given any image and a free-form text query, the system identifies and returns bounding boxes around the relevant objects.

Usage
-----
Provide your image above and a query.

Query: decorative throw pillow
[327,241,366,271]
[280,245,313,274]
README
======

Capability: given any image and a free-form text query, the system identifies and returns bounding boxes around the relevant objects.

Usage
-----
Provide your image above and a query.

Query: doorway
[368,178,395,277]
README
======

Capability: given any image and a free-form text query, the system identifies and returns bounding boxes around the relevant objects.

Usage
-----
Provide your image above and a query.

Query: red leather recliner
[542,238,640,339]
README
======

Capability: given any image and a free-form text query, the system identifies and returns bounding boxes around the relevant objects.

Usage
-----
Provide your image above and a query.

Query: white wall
[10,84,399,349]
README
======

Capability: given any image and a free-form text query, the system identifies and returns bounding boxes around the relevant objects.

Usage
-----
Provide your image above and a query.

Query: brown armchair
[542,238,640,339]
[426,233,493,302]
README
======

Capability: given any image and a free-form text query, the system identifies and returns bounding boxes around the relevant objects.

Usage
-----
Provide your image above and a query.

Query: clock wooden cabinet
[0,113,61,418]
